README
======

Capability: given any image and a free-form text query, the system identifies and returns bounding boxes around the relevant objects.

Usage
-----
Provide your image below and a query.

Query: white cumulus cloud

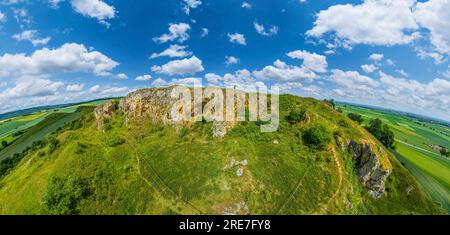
[153,23,191,44]
[253,59,317,82]
[225,56,239,66]
[361,64,378,73]
[241,2,252,9]
[228,33,246,45]
[369,53,384,61]
[151,56,204,76]
[150,44,192,59]
[0,43,119,78]
[12,30,51,46]
[286,50,328,73]
[66,83,85,91]
[135,74,152,81]
[307,0,419,46]
[182,0,202,15]
[254,21,279,36]
[414,0,450,56]
[70,0,116,26]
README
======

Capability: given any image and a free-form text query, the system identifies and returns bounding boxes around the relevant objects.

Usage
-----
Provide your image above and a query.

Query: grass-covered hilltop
[0,86,444,215]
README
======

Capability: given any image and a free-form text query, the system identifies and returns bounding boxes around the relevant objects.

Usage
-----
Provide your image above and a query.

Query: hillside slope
[0,87,443,215]
[0,108,88,162]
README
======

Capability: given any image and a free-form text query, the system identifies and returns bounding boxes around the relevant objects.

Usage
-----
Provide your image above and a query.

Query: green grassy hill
[0,89,443,215]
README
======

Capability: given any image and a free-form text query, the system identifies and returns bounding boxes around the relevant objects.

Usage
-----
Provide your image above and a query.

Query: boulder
[213,121,228,138]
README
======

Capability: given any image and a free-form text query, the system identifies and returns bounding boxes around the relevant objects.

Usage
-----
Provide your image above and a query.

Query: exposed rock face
[94,101,117,120]
[96,87,234,137]
[118,87,178,124]
[94,101,118,129]
[348,140,393,199]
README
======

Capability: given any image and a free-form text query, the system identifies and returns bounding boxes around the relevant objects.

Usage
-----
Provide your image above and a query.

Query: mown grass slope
[0,94,443,215]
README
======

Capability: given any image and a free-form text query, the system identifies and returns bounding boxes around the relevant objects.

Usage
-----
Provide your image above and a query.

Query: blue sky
[0,0,449,121]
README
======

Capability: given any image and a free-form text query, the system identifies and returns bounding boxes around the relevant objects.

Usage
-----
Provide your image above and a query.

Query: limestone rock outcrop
[118,87,178,124]
[96,87,235,137]
[347,140,393,199]
[94,101,118,130]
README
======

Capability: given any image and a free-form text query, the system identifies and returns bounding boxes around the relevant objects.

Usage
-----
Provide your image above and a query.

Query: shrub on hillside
[365,118,395,149]
[324,99,336,109]
[302,123,333,150]
[47,136,60,154]
[286,109,306,125]
[347,113,364,124]
[0,153,23,178]
[43,175,89,215]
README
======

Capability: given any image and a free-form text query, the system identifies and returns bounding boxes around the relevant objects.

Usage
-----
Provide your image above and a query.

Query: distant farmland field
[0,100,111,159]
[338,104,450,213]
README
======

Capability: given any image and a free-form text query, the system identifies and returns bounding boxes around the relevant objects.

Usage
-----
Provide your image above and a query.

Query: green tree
[324,99,336,109]
[47,136,60,154]
[302,123,333,150]
[43,175,89,215]
[347,113,364,124]
[286,109,306,124]
[1,140,8,148]
[365,118,395,149]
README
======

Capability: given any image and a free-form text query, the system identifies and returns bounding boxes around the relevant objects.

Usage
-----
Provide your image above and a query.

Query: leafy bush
[0,154,24,178]
[365,118,395,149]
[43,175,89,215]
[1,141,7,148]
[286,109,306,124]
[347,113,364,124]
[302,123,333,150]
[324,99,336,109]
[68,118,83,130]
[338,119,349,128]
[48,136,60,154]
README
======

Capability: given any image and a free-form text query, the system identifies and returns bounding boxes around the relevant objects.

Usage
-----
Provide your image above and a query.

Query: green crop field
[0,100,111,154]
[0,108,86,162]
[338,103,450,213]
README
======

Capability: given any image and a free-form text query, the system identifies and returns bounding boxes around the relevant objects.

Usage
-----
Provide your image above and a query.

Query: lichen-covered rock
[118,87,178,124]
[94,101,118,129]
[101,86,236,137]
[94,101,117,120]
[213,121,227,138]
[348,140,393,199]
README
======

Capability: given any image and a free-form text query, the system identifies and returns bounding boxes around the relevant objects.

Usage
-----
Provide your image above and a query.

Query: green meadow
[338,104,450,213]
